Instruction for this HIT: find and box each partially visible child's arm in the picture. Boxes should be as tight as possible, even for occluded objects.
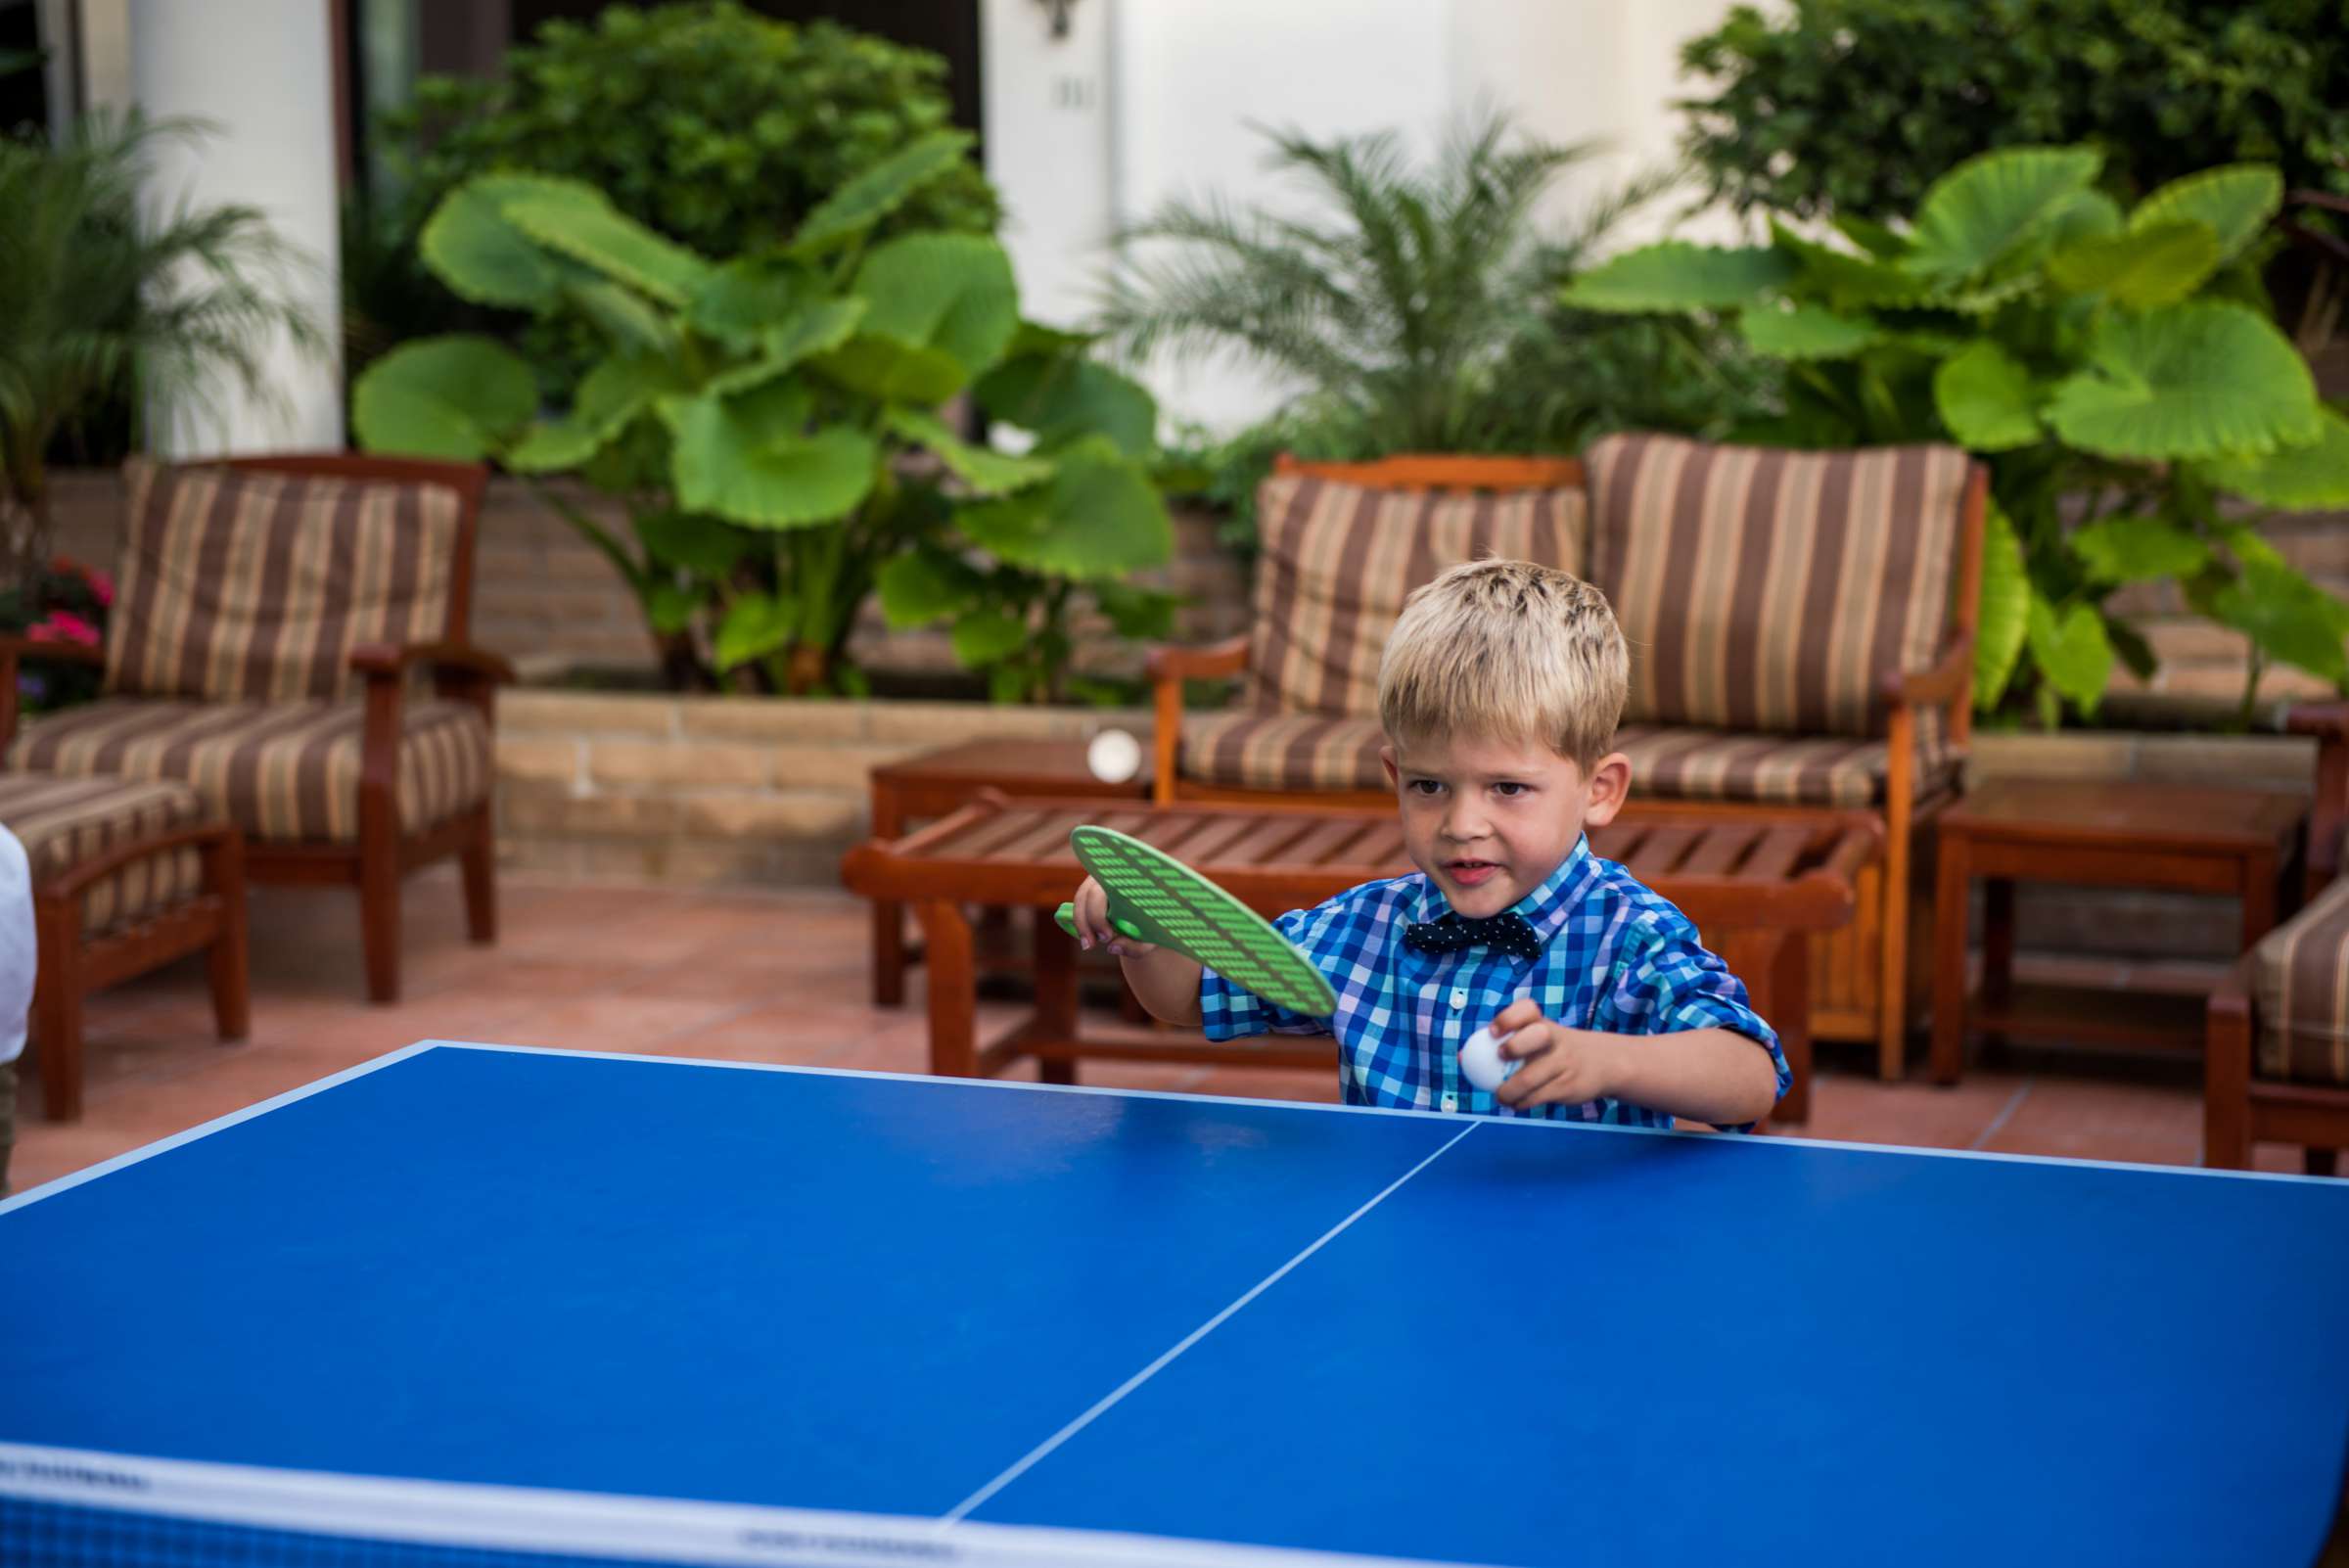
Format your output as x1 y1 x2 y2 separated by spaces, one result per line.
1069 875 1204 1028
1483 997 1779 1127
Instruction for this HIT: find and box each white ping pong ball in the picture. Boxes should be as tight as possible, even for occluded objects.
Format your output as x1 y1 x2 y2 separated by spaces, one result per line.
1459 1027 1519 1093
1087 728 1142 784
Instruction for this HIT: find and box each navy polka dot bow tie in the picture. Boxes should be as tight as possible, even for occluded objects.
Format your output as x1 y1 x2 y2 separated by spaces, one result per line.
1401 909 1543 961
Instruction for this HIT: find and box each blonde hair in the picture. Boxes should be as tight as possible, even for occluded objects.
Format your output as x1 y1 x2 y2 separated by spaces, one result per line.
1376 558 1629 769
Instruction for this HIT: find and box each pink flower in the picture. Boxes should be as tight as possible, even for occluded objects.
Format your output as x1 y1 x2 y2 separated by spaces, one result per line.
41 611 100 647
87 570 114 607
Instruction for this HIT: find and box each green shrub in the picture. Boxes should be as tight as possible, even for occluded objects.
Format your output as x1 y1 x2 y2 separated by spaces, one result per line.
1566 146 2349 726
1681 0 2349 221
351 143 1174 703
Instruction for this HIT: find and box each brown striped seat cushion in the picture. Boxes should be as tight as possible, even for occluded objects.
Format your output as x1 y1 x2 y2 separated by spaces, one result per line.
0 773 208 934
2252 878 2349 1086
1244 472 1588 717
11 698 491 844
1181 713 1958 807
107 459 462 704
1586 435 1973 738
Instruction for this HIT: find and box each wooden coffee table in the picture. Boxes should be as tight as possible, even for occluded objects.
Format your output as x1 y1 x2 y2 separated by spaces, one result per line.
1930 779 2308 1084
841 801 1879 1124
867 737 1150 1005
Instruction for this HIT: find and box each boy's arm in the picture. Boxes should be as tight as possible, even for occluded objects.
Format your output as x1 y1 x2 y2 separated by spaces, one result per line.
1488 1011 1777 1126
1121 945 1205 1029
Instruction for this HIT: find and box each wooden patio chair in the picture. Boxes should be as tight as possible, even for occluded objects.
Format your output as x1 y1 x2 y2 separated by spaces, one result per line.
2207 703 2349 1173
1149 440 1989 1075
0 453 515 1003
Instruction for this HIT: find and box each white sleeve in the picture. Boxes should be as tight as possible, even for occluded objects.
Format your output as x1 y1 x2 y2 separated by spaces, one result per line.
0 826 33 1066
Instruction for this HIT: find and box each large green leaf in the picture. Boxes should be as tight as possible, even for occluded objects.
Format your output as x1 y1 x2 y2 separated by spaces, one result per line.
2068 515 2211 584
563 280 677 357
2196 407 2349 509
1932 341 2042 450
949 608 1029 668
714 593 799 672
1737 303 1881 359
504 196 714 307
2044 301 2322 460
814 334 972 403
705 300 867 395
883 409 1051 495
2130 164 2282 265
687 259 822 349
877 547 985 628
2045 219 2221 309
507 351 675 473
351 336 537 460
956 438 1172 578
2207 558 2349 685
659 392 878 528
1092 580 1180 641
1773 223 1944 308
419 175 600 309
971 354 1158 457
1973 500 2029 708
790 130 975 256
1558 243 1798 312
852 233 1019 375
1903 145 2102 284
634 510 758 577
2026 591 2114 713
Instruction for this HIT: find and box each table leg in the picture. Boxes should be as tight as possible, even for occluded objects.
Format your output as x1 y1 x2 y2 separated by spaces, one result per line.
1772 933 1813 1126
1033 910 1080 1085
1930 831 1971 1086
914 899 978 1079
2242 851 2280 949
870 787 907 1007
1980 878 2014 1017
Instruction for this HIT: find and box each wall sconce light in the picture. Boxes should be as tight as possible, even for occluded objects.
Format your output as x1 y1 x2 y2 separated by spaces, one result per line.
1036 0 1078 40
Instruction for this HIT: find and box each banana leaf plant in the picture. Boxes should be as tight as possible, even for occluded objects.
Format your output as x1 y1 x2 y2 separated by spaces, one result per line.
1564 146 2349 727
350 133 1176 699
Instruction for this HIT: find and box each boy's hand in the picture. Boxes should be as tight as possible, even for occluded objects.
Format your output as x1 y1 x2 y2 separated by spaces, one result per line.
1486 997 1623 1111
1069 875 1158 958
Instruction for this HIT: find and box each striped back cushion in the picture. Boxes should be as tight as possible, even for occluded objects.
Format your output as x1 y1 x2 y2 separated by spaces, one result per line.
1247 473 1588 717
1587 435 1972 738
105 459 462 704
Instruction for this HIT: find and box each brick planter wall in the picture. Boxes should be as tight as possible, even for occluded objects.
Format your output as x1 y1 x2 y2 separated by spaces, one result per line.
495 691 1150 886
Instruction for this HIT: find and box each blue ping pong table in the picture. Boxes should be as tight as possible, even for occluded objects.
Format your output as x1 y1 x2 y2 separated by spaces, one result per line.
4 1041 2347 1568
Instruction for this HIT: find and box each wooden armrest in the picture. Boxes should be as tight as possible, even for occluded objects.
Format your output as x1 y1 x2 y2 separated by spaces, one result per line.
349 640 517 683
2285 703 2349 741
1146 635 1251 683
1881 636 1973 708
0 634 105 668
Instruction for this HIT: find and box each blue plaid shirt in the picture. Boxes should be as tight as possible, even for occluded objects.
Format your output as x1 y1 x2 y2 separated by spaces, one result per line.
1201 838 1788 1130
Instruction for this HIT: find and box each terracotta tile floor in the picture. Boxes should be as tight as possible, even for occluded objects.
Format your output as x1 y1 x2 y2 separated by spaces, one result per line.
7 870 2315 1193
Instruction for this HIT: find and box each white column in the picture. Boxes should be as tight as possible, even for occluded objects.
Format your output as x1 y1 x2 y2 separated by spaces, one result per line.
128 0 345 456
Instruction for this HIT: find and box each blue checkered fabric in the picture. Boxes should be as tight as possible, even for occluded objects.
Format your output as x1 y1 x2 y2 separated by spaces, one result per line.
1201 838 1788 1130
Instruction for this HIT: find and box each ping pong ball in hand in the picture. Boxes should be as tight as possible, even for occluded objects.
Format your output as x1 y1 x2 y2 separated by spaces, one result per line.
1459 1027 1519 1093
1087 727 1142 784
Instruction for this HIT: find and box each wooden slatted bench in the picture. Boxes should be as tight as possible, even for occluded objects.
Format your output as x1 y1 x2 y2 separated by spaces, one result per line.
840 800 1879 1124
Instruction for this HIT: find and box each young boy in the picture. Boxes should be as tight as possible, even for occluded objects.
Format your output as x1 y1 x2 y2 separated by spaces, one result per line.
1069 558 1786 1129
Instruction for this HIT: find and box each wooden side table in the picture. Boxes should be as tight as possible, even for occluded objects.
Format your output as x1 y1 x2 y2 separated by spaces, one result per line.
842 801 1876 1125
1930 780 2307 1084
866 737 1150 1005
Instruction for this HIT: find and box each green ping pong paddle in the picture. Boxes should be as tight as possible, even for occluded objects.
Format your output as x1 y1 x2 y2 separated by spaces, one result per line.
1054 824 1338 1019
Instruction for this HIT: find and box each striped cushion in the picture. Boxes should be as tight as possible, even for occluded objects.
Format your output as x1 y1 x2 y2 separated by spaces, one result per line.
0 773 207 934
1619 723 1958 808
2253 878 2349 1086
1180 713 1955 807
106 459 461 704
1247 473 1588 717
12 699 491 844
1587 435 1972 737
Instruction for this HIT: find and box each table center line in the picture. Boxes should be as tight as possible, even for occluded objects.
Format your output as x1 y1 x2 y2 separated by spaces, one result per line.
934 1120 1483 1529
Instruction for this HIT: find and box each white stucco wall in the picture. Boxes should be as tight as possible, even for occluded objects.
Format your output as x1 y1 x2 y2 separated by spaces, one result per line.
125 0 345 456
982 0 1748 434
